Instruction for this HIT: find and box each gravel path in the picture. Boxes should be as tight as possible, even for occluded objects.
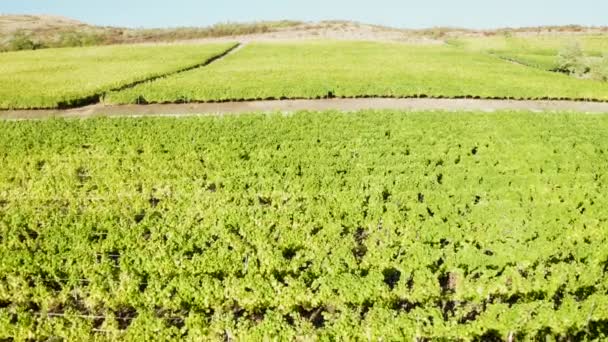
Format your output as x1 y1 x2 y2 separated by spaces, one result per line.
2 98 608 120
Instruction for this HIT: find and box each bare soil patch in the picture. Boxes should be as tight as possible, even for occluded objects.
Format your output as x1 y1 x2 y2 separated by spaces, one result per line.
2 98 608 120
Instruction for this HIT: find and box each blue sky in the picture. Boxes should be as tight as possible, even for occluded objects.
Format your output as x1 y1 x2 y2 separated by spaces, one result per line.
1 0 606 29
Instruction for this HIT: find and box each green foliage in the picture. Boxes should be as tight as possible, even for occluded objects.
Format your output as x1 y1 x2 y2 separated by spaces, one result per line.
1 111 608 339
56 31 104 48
590 55 608 82
0 43 236 109
553 43 608 81
7 31 43 51
496 53 559 70
454 34 608 58
556 41 588 76
4 40 608 110
453 34 608 77
107 41 608 104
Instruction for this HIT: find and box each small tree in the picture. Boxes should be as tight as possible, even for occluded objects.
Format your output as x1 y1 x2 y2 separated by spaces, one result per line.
8 31 37 51
556 41 588 76
57 31 83 47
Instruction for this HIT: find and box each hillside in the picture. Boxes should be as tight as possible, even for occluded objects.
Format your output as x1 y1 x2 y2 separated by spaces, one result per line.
0 14 303 51
1 14 607 52
0 14 90 35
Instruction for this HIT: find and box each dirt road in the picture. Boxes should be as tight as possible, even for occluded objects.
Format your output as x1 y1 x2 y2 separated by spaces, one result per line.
2 98 608 120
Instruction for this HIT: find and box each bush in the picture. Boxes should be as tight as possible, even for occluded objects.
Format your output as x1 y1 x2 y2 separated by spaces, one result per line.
500 30 513 38
556 41 588 76
8 31 40 51
56 31 104 48
590 54 608 82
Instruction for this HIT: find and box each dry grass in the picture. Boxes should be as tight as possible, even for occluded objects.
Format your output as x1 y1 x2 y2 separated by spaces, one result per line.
0 15 301 51
1 14 606 52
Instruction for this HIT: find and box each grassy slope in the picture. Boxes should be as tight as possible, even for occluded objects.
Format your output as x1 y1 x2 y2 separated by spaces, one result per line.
107 41 608 104
1 111 608 340
0 43 236 109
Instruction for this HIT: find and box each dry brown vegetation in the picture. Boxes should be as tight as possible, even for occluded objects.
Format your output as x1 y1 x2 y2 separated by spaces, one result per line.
1 14 606 52
0 15 302 51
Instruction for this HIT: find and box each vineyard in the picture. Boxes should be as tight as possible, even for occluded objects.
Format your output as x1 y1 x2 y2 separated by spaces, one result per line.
106 41 608 104
2 39 608 111
453 34 608 55
452 34 608 73
0 42 236 109
1 111 608 340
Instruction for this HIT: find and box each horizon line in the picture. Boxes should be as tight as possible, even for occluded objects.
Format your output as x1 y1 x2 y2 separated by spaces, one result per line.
1 12 607 32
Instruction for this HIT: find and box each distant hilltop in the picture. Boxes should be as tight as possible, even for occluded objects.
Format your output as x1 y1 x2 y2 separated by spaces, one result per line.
1 14 607 52
0 14 88 32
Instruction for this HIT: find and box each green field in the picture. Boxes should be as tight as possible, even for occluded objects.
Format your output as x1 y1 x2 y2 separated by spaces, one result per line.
0 43 236 109
2 111 608 340
452 34 608 71
493 52 560 70
2 40 608 110
106 41 608 104
453 34 608 56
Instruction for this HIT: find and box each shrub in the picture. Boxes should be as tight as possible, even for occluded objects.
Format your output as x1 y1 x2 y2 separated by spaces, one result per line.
8 31 39 51
56 31 104 48
590 54 608 82
555 41 588 76
500 30 513 38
